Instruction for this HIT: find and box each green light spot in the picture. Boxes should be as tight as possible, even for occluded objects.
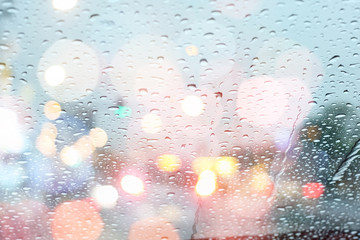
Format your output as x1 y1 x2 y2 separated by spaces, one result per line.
115 106 132 118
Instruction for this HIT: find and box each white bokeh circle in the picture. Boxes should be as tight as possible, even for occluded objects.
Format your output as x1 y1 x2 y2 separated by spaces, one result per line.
37 39 100 102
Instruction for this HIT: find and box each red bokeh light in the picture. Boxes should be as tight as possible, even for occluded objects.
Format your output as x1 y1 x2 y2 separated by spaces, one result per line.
302 182 324 199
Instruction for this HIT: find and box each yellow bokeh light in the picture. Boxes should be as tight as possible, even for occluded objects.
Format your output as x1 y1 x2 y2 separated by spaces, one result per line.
44 65 65 86
250 165 274 196
89 127 108 148
251 163 267 173
74 136 95 159
0 63 11 80
0 63 11 93
181 95 204 117
251 172 270 191
195 170 217 197
44 100 61 120
41 122 57 139
52 0 77 11
214 156 237 176
141 113 162 134
120 175 144 196
38 39 100 102
36 134 56 157
156 154 181 172
185 45 199 56
60 145 82 167
192 157 216 175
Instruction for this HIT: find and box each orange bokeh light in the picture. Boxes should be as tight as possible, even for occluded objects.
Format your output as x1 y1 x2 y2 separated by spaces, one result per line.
185 45 199 56
156 154 181 172
214 156 237 176
44 100 61 120
52 200 104 240
249 164 274 197
251 172 274 197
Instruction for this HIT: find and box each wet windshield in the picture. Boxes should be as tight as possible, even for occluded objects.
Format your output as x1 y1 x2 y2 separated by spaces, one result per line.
1 0 360 239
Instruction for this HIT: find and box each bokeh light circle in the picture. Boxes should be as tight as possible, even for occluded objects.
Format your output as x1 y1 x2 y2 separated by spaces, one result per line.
196 170 217 197
302 182 324 199
181 95 205 117
250 172 274 197
60 145 82 167
236 76 289 127
89 127 108 148
157 154 182 172
141 113 162 134
254 38 324 90
0 97 28 154
214 156 237 177
36 123 57 157
91 184 119 209
38 39 100 102
52 200 104 240
120 175 144 196
44 65 65 86
52 0 77 11
185 45 199 56
44 100 61 120
236 76 313 128
192 157 217 175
